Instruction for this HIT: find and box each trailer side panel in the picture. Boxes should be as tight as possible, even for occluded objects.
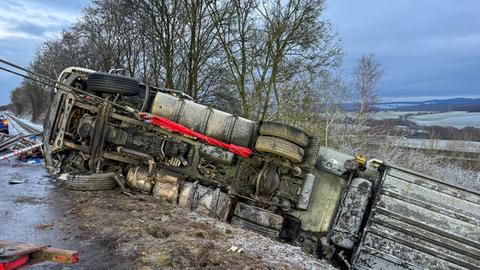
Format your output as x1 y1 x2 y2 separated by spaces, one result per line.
353 166 480 270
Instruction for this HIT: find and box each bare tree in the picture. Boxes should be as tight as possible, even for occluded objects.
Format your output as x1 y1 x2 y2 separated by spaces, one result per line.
10 86 31 115
9 0 341 124
353 54 383 119
341 54 384 148
256 0 341 121
207 0 258 117
209 0 341 120
317 71 350 147
271 75 319 129
180 0 221 100
10 80 50 122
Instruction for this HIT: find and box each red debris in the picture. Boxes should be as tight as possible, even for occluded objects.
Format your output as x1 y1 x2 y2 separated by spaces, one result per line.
0 255 29 270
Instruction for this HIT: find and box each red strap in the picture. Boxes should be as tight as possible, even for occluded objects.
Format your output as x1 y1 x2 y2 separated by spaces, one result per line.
143 114 253 158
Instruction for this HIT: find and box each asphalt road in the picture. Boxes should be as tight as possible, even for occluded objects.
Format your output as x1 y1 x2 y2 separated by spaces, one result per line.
0 161 134 269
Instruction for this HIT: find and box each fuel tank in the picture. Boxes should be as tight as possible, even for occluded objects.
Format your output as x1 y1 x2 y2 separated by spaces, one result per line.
150 92 257 147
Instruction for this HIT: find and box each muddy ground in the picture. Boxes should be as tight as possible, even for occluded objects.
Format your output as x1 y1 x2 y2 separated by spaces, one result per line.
0 160 334 270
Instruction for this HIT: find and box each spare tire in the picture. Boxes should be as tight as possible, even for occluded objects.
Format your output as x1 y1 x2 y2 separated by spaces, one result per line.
259 121 309 148
255 136 304 163
87 72 140 96
65 171 117 191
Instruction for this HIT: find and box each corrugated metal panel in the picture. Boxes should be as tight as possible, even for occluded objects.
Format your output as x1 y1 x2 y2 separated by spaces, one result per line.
352 166 480 270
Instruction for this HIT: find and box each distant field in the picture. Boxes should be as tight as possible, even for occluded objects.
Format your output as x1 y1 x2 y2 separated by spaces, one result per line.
371 111 480 128
371 111 420 120
407 111 480 128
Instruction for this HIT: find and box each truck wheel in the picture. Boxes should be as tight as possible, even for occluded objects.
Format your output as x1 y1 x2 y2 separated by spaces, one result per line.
255 136 304 163
301 137 320 170
65 171 117 191
87 72 140 96
259 121 309 148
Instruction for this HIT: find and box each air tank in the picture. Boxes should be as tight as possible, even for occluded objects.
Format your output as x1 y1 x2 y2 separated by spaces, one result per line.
150 92 257 147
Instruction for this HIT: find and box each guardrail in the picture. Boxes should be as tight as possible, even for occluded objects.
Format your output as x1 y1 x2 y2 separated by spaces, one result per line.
4 112 42 135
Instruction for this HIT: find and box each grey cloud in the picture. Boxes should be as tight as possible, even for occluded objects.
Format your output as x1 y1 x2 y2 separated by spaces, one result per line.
13 21 52 38
0 0 88 104
326 0 480 100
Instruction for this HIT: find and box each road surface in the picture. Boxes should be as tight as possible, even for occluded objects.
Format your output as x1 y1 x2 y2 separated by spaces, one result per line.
0 161 134 269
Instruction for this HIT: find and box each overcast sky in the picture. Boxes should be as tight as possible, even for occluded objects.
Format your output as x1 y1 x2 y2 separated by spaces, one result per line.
0 0 88 104
0 0 479 104
325 0 480 101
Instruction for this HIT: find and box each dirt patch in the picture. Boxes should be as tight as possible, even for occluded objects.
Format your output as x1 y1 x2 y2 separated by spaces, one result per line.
59 188 334 270
35 223 54 230
146 225 172 239
6 172 26 181
13 195 44 205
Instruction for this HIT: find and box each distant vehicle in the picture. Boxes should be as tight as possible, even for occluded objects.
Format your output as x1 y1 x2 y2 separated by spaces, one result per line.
0 117 9 134
43 67 480 269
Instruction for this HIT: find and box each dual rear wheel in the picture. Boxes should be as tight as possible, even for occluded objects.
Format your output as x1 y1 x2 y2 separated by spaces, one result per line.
255 121 310 163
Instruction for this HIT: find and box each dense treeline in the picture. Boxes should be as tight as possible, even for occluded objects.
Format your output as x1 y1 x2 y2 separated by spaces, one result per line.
10 0 342 123
11 0 386 152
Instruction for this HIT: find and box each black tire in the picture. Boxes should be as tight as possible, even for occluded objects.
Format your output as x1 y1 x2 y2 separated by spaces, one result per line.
87 72 140 96
255 136 304 163
301 137 320 171
259 121 309 148
65 171 117 191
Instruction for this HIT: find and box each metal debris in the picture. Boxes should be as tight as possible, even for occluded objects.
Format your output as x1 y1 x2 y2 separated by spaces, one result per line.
0 114 43 163
8 179 25 185
228 245 244 253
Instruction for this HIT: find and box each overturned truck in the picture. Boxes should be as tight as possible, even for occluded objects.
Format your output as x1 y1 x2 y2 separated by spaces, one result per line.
44 68 480 269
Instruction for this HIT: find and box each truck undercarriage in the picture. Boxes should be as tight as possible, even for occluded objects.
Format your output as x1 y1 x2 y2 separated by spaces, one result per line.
42 67 480 269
